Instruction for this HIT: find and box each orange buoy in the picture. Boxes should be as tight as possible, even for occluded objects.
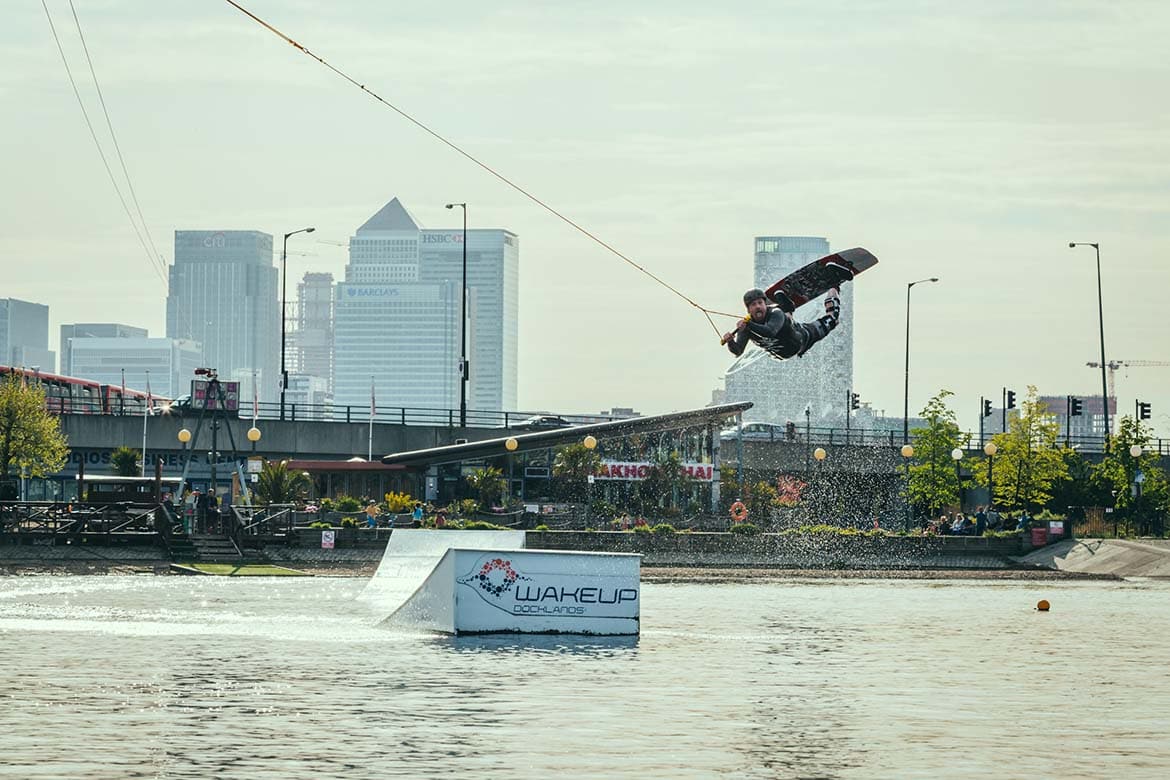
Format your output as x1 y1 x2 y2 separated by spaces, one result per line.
1036 599 1050 612
729 501 748 523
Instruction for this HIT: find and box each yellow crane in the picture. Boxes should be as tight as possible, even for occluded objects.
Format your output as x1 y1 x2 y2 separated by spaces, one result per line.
1086 359 1170 400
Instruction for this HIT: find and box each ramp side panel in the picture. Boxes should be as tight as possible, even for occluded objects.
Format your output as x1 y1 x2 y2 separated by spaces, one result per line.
359 529 526 611
452 549 640 635
385 550 457 632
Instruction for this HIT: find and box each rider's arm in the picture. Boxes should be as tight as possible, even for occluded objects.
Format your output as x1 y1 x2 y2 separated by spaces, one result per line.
725 323 750 356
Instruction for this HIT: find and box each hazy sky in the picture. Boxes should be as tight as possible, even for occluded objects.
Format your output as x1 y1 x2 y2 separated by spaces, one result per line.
4 1 1168 435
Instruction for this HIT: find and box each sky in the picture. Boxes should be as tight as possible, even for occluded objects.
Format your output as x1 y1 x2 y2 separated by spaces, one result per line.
3 1 1169 437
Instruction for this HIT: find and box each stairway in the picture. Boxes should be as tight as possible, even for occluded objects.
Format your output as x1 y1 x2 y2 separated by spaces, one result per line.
188 534 244 563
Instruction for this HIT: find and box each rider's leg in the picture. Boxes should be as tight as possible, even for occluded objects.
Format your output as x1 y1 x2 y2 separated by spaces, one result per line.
796 288 841 356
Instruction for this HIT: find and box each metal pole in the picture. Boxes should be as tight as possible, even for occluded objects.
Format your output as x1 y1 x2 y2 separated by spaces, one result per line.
979 397 984 449
902 278 938 444
280 231 289 421
903 284 912 444
1094 244 1109 447
460 205 468 428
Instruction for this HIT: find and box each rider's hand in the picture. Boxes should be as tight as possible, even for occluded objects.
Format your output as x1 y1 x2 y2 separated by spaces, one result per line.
736 318 748 332
721 332 734 344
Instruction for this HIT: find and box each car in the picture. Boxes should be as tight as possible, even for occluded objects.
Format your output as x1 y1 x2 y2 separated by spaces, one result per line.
164 394 195 416
719 422 790 441
516 414 572 430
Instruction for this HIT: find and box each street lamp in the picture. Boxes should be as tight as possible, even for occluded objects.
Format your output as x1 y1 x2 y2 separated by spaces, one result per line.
900 443 914 530
445 202 469 428
280 226 316 421
247 425 262 453
1069 242 1109 447
951 447 964 511
983 441 997 508
903 277 940 444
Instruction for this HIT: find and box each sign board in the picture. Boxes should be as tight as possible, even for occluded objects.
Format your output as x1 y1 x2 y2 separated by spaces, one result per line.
247 457 264 473
321 530 335 549
587 475 595 485
1048 521 1064 536
250 474 258 483
594 461 715 482
190 379 240 411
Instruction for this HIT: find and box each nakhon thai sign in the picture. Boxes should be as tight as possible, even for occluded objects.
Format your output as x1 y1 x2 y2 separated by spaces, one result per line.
594 461 715 482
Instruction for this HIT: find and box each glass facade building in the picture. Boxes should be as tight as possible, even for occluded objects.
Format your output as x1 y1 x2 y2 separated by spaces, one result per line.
0 298 54 371
332 198 519 414
166 231 279 401
68 337 202 398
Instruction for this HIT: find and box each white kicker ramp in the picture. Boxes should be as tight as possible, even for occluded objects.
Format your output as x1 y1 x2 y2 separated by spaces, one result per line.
364 529 640 635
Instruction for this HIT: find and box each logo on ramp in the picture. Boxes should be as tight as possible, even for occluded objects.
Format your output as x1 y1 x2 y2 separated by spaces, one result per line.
459 557 531 599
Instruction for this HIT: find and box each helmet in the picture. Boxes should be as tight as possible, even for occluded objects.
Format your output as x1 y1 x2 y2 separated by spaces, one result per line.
743 288 767 307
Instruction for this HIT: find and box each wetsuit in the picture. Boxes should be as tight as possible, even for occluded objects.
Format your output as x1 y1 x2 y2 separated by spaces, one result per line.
726 295 841 360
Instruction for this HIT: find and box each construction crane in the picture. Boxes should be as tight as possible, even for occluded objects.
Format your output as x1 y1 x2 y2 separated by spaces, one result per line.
1086 359 1170 400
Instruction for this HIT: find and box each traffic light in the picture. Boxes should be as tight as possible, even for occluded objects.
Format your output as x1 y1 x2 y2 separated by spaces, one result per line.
1006 389 1017 409
1138 401 1152 420
850 392 860 410
1070 396 1083 417
982 399 993 418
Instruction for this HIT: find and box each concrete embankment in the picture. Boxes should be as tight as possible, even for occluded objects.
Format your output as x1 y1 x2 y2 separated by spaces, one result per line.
1019 538 1170 578
1 531 1029 572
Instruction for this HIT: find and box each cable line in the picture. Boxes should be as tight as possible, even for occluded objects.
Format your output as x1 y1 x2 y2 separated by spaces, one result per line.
40 0 167 287
67 0 168 279
222 0 739 337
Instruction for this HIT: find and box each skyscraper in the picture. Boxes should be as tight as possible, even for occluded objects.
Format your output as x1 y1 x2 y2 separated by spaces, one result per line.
723 236 854 425
166 231 279 400
0 298 54 371
60 323 148 376
68 337 201 398
294 272 335 389
332 198 519 414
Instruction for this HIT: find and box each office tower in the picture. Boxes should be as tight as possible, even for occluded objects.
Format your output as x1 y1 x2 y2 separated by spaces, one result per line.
166 230 279 400
60 323 148 376
68 338 201 398
0 298 54 371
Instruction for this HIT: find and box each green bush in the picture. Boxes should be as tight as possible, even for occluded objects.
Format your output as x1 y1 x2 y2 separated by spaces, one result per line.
340 516 361 528
650 523 677 535
729 523 760 535
308 521 332 529
985 529 1023 539
462 520 508 531
333 495 362 513
534 524 549 531
633 525 652 534
319 497 334 512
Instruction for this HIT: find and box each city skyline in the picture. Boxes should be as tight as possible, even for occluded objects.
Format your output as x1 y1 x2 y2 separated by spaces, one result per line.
3 2 1167 436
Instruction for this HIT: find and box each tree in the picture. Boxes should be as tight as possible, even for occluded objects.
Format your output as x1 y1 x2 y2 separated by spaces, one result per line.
0 376 69 492
466 466 507 508
906 390 967 518
110 446 140 477
970 385 1069 512
1091 416 1168 534
639 451 692 512
255 460 311 504
552 443 601 501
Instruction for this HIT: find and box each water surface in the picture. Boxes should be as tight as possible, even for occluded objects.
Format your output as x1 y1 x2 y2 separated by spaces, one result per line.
1 575 1167 779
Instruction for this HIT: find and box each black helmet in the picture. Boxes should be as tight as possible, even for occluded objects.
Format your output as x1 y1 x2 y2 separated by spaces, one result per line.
743 288 767 307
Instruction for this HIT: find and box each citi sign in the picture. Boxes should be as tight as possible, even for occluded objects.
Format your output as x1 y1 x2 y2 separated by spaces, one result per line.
421 233 464 244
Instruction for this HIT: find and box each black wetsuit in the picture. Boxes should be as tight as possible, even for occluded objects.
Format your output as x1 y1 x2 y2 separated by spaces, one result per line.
726 297 841 360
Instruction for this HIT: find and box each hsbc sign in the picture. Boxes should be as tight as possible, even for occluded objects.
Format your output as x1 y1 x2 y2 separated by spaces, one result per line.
421 233 464 244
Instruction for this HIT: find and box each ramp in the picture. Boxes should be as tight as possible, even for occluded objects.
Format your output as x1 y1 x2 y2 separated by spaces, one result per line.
1021 538 1170 578
359 529 525 613
363 529 641 635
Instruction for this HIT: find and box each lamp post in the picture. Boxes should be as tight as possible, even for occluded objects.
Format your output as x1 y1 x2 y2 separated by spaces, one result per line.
903 277 939 444
1069 242 1109 447
951 447 964 512
280 226 316 421
247 425 261 454
900 444 914 531
983 441 997 509
583 435 598 527
445 202 469 428
1130 444 1144 535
